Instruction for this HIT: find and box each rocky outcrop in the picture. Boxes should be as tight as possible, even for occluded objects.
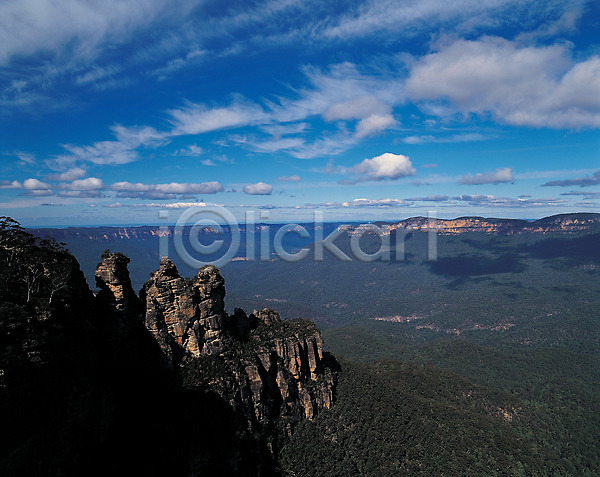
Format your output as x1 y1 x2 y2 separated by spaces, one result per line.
3 232 336 476
95 250 142 321
93 252 337 463
140 258 225 364
247 310 333 422
136 258 336 460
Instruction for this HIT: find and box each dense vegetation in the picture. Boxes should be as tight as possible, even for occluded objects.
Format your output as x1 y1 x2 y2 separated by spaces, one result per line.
280 359 572 476
24 216 600 474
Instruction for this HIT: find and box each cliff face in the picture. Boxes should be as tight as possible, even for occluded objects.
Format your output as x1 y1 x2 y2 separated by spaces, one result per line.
0 222 336 476
389 213 600 235
134 256 335 448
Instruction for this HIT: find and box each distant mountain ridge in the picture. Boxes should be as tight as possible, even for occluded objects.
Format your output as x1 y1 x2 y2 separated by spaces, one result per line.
383 212 600 235
30 213 600 240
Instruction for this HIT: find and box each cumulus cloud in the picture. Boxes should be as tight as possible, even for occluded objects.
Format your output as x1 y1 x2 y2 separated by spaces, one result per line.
460 167 514 185
23 178 51 190
351 153 416 181
542 170 600 187
405 37 600 128
342 198 404 207
58 190 103 198
0 180 22 189
243 182 273 195
22 178 52 196
61 177 105 190
46 167 87 181
277 175 302 182
110 180 224 199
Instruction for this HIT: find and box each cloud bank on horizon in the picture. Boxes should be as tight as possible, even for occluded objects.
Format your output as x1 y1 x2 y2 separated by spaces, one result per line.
0 0 599 225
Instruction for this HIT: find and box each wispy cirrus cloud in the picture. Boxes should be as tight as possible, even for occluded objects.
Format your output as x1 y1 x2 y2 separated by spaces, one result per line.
401 133 488 144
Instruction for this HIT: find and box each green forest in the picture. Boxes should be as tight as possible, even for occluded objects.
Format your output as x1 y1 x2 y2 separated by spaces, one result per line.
18 215 600 475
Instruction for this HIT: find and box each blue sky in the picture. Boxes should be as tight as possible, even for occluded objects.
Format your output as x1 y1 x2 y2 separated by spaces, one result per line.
1 0 599 226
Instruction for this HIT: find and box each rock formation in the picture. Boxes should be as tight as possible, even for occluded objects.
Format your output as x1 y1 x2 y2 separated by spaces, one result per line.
92 251 336 468
0 223 337 476
136 256 335 450
95 250 142 321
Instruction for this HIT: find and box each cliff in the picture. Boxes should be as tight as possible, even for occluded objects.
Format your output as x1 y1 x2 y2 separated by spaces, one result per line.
387 212 600 235
0 219 336 476
134 256 335 440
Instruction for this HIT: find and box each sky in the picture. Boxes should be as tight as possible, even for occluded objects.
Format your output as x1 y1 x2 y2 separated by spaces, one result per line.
1 0 599 226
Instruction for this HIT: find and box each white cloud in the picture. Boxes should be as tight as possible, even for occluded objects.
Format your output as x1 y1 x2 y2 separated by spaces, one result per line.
277 174 302 182
49 124 168 168
169 99 268 135
402 133 488 144
460 167 514 185
351 153 416 181
342 198 404 207
22 178 53 196
154 182 224 194
111 124 168 148
229 135 306 154
110 180 224 199
46 167 87 181
55 141 139 167
58 190 103 198
133 202 212 208
174 144 203 156
0 180 22 189
0 0 179 65
354 113 396 138
62 177 105 190
323 95 391 121
110 182 154 192
321 0 577 40
23 178 51 190
406 37 600 128
243 182 273 195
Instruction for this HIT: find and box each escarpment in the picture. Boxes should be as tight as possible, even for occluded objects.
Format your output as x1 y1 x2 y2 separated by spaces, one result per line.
0 222 337 477
99 251 336 469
